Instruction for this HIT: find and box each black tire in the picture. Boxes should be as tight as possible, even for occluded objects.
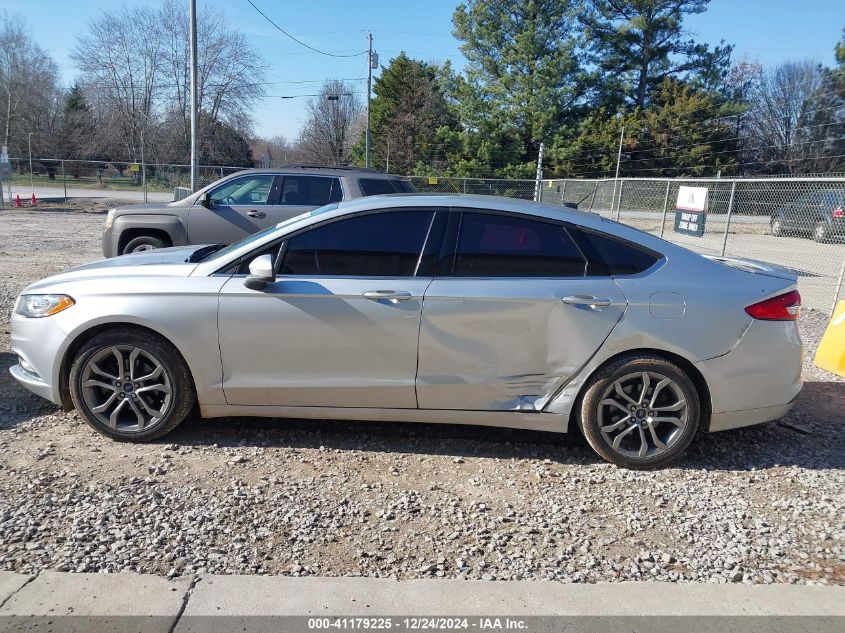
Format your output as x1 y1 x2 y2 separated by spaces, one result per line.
69 328 195 442
122 235 168 254
813 221 830 243
579 355 701 469
770 217 783 237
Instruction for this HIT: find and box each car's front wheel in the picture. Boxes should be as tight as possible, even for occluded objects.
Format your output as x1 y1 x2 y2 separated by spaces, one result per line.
579 356 701 469
123 235 168 254
69 328 195 441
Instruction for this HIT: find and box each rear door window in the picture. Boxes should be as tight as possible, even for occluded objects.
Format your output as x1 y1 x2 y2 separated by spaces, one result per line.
280 175 342 206
452 212 586 277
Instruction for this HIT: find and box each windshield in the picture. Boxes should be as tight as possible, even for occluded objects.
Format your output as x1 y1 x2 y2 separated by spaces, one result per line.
200 202 341 262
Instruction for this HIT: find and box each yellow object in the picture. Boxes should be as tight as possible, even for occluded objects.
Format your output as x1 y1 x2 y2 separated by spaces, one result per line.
428 177 438 185
814 300 845 377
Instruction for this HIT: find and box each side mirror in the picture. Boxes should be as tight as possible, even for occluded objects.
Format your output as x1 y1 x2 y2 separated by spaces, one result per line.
244 254 275 291
199 192 211 208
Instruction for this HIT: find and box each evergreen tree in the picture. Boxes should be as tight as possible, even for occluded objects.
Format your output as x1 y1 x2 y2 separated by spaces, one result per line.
59 82 95 174
581 0 732 109
354 53 456 174
451 0 585 176
551 80 739 177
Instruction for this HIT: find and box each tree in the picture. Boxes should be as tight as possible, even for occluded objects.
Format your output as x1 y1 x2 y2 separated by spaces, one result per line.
793 29 845 174
199 116 253 167
159 0 265 150
551 80 739 177
71 6 162 163
355 53 456 173
580 0 732 109
741 61 824 173
451 0 585 175
299 81 363 165
0 11 63 159
59 83 95 163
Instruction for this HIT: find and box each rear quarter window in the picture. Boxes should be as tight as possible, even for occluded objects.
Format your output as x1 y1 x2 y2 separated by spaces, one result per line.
571 228 662 276
358 178 413 196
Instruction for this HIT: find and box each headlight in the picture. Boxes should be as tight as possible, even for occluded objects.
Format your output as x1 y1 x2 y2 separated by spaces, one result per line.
14 294 75 318
104 209 116 229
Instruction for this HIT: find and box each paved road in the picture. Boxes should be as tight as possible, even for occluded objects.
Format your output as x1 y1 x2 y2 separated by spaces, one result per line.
0 571 842 633
4 183 172 204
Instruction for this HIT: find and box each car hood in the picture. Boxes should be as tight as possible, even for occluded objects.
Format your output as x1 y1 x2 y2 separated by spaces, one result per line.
113 201 182 214
23 246 201 291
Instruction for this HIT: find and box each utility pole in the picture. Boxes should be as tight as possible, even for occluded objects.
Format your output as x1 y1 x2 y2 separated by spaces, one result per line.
28 132 34 195
533 142 544 202
610 125 624 218
189 0 199 191
365 32 374 169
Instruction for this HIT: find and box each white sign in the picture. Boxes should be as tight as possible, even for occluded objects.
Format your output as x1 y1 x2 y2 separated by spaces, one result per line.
676 186 708 212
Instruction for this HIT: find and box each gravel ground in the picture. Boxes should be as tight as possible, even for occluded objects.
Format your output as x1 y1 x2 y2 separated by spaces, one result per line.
0 206 843 585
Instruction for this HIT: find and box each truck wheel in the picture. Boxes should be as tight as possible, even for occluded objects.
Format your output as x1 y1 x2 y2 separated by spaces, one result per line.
123 235 168 254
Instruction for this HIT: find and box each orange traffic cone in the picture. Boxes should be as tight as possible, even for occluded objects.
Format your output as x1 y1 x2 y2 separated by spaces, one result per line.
15 194 21 208
30 193 37 207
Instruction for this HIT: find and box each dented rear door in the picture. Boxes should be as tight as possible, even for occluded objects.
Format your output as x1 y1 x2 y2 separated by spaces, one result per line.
415 210 627 411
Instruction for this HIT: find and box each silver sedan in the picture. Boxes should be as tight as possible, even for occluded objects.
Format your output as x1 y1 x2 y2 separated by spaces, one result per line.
10 195 803 468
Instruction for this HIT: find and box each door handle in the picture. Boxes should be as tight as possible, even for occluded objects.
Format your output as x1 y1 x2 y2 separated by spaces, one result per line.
247 210 266 218
562 295 613 308
363 290 413 302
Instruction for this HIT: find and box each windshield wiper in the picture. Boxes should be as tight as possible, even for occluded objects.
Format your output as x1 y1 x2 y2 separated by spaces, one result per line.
188 244 224 263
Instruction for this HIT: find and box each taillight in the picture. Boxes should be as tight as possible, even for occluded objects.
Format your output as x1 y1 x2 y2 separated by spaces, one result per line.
745 290 801 321
832 206 844 219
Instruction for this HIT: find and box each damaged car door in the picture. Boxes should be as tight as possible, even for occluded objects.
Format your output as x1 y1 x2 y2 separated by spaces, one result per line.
416 210 627 412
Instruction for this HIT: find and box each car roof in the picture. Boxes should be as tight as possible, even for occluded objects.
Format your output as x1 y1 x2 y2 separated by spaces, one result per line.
225 166 401 179
332 193 596 221
192 192 698 276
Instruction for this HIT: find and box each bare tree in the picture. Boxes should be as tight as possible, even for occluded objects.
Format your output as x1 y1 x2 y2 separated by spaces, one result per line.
0 11 62 158
298 81 363 165
159 0 265 154
742 60 824 172
71 6 163 162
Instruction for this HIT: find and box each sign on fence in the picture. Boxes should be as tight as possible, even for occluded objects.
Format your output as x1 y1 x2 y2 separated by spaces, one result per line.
674 185 708 237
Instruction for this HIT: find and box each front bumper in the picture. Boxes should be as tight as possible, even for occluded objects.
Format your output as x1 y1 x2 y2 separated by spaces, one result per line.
9 311 69 406
102 224 118 258
9 363 55 402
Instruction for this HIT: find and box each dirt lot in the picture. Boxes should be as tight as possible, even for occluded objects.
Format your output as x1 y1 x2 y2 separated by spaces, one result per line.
0 205 843 585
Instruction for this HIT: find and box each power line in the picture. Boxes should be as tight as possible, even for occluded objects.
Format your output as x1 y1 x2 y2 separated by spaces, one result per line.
245 0 367 58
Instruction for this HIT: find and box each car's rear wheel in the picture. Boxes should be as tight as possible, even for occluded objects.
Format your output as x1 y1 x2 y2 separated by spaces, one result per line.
813 221 830 243
123 235 168 254
69 328 195 441
579 356 701 469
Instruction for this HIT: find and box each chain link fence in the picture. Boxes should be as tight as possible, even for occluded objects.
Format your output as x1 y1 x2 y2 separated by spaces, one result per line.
545 177 845 314
2 158 843 313
1 158 245 203
405 175 537 199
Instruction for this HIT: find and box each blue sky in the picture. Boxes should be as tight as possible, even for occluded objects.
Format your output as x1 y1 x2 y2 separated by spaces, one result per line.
5 0 844 139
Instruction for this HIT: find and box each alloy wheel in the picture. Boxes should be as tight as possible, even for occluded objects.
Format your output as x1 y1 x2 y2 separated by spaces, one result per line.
597 371 688 459
79 345 172 432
